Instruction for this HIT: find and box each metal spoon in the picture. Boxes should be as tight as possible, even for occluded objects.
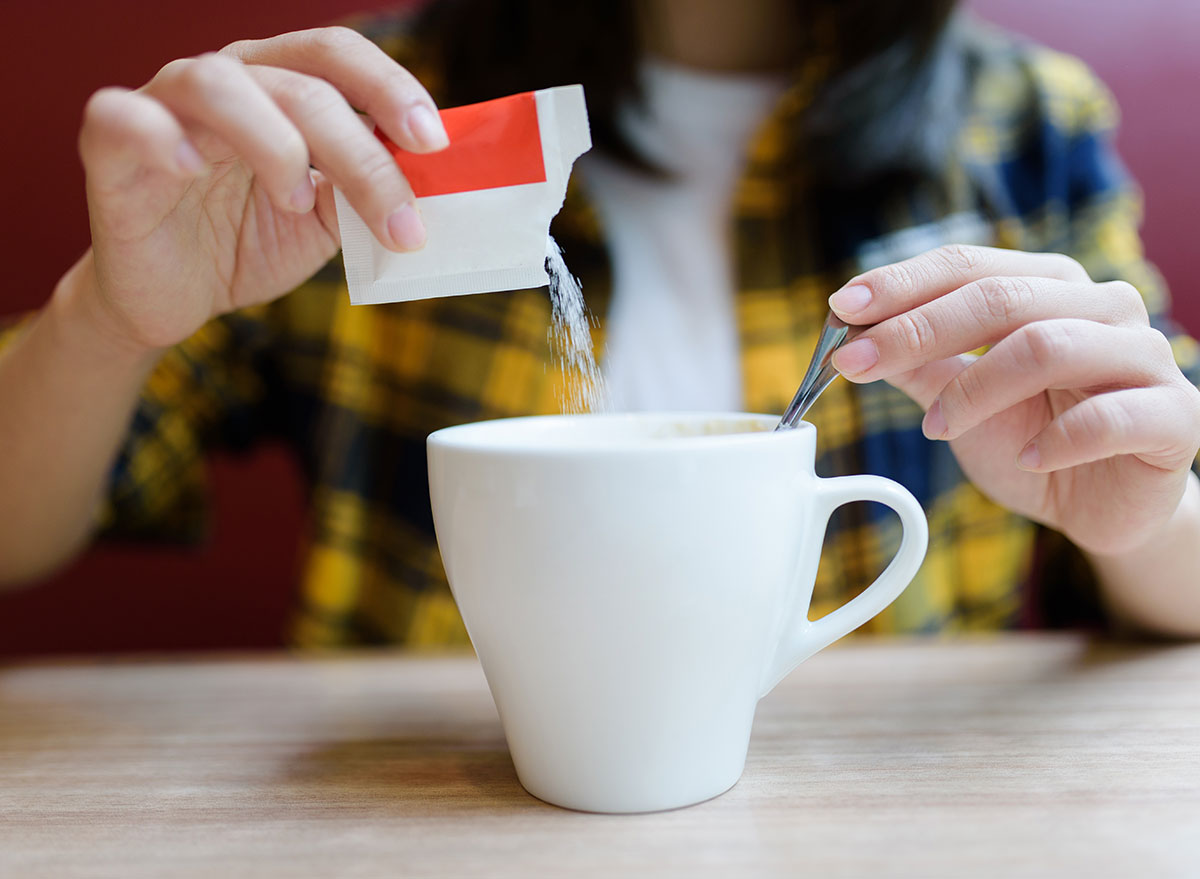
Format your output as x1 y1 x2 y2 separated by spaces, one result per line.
776 312 867 430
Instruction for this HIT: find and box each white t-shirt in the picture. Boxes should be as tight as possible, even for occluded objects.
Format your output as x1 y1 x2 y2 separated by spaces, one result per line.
578 59 788 412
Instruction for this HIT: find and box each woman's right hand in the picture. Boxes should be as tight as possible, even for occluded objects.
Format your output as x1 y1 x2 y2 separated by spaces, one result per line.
73 26 446 351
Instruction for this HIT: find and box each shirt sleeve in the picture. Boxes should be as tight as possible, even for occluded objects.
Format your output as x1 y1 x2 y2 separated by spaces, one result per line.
95 307 279 545
0 305 279 545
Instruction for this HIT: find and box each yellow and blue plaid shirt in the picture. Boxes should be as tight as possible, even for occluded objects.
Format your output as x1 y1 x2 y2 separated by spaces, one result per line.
37 19 1200 646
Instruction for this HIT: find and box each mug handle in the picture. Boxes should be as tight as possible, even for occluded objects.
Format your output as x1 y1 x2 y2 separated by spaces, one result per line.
759 474 929 696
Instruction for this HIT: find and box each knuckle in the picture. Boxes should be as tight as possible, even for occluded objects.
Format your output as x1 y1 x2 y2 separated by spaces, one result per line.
1056 409 1094 452
932 243 986 275
79 90 118 154
1182 382 1200 429
266 129 309 171
1100 399 1134 440
1018 322 1071 372
308 25 365 56
177 53 241 93
1168 386 1200 437
346 147 406 203
79 88 148 159
219 38 255 59
942 364 987 425
1143 327 1175 361
154 57 190 83
1076 400 1130 448
1047 252 1089 282
273 73 340 114
1106 279 1139 300
1103 280 1149 324
82 86 126 123
1140 327 1179 378
973 275 1037 325
892 309 937 355
877 259 921 297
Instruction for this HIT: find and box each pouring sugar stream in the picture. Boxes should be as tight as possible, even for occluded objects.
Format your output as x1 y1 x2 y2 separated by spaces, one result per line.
333 83 608 413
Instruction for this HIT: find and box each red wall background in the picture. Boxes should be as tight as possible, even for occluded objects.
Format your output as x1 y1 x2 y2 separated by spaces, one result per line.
1 1 1197 655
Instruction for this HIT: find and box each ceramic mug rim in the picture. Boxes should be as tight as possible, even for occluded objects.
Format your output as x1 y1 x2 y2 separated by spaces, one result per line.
427 411 813 457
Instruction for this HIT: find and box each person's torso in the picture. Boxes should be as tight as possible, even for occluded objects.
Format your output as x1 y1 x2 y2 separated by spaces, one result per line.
269 21 1128 646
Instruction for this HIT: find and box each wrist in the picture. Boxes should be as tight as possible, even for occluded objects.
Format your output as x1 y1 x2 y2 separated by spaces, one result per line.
45 251 165 371
1084 471 1200 638
1086 471 1200 563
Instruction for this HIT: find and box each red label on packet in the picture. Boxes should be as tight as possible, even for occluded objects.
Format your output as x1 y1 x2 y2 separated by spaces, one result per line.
377 91 547 198
335 84 589 304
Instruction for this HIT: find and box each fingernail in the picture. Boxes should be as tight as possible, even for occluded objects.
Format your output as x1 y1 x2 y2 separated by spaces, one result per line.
829 284 872 315
175 141 206 175
924 400 948 439
387 203 426 250
1017 443 1041 471
832 338 878 377
289 175 315 213
405 104 449 151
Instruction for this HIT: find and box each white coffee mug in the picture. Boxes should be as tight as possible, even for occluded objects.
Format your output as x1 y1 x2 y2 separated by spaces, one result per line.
428 412 928 813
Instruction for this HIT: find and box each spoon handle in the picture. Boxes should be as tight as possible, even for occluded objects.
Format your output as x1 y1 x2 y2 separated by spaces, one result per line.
776 313 867 430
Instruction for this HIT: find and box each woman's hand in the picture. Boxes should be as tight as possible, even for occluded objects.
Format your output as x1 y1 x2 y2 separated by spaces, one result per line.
828 244 1200 557
74 27 446 351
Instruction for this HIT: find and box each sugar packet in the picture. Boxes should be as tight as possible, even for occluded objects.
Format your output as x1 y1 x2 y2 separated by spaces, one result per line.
334 85 591 304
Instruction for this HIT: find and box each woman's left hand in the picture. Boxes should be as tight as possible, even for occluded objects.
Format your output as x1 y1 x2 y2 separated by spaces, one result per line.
829 244 1200 557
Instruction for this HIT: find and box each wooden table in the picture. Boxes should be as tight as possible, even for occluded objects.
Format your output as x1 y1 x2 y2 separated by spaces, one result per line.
1 634 1198 878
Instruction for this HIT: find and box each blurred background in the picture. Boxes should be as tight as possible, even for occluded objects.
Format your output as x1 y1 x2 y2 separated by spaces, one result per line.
1 0 1197 656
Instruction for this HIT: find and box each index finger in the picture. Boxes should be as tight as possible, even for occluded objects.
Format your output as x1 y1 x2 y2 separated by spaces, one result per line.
828 244 1092 324
221 26 448 154
831 275 1148 382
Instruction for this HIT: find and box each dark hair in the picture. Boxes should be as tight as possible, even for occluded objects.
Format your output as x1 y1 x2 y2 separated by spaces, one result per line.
414 0 963 186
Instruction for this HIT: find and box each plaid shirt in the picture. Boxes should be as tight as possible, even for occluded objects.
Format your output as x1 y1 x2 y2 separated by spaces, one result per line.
19 17 1200 647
